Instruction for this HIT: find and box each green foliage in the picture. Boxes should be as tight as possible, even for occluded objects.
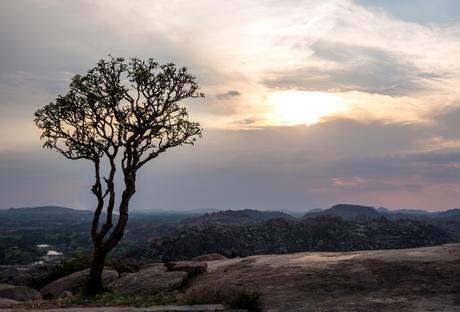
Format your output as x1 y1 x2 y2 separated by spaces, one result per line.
0 246 45 265
0 223 92 265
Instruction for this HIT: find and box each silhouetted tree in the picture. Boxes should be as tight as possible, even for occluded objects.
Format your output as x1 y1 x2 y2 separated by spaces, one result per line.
34 57 203 294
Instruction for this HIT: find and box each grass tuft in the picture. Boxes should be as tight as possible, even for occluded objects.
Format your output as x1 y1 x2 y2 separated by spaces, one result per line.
62 291 178 307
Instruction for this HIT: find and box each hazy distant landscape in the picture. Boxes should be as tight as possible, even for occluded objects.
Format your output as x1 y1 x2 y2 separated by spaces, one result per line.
1 204 458 268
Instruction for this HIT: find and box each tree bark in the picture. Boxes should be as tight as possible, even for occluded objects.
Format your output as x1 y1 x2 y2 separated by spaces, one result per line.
87 246 107 295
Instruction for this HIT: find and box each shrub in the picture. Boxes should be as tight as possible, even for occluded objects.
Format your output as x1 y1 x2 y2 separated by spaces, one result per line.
184 282 261 311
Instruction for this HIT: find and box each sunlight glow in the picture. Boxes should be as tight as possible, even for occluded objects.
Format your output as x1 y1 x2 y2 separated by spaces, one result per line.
269 91 349 125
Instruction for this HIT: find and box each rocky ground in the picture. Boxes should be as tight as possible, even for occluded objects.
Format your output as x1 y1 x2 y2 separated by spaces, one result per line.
2 244 460 311
190 243 460 311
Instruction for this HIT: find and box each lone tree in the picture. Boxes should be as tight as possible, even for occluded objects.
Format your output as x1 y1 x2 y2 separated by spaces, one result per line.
34 57 203 293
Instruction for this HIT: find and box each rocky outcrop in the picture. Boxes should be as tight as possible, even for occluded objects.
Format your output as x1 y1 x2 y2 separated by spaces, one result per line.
140 263 168 272
192 254 228 262
183 209 295 225
110 266 188 295
40 267 119 299
0 285 42 301
0 284 14 291
165 261 207 277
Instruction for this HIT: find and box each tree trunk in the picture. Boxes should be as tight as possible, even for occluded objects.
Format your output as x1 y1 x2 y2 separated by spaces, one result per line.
86 173 135 294
86 246 107 295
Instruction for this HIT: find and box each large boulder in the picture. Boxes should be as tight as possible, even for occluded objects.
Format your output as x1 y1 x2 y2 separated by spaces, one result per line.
192 254 228 262
40 267 119 299
165 261 208 277
0 298 20 308
110 266 188 295
140 262 168 272
0 284 14 291
0 285 42 301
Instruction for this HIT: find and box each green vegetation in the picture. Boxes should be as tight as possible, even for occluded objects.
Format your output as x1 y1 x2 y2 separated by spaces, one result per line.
0 245 45 264
63 291 178 307
0 227 92 265
0 207 195 266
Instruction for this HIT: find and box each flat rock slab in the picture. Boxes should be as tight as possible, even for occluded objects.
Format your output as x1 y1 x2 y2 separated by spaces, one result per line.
139 263 168 273
110 267 188 295
191 243 460 312
165 261 207 277
40 268 119 299
192 254 228 262
0 304 239 312
0 286 42 302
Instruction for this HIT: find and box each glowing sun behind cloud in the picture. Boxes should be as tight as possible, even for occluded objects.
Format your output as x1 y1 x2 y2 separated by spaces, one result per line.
268 91 349 125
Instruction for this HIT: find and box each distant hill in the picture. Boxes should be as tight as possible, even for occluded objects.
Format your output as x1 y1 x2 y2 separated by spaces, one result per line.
182 209 295 225
304 204 380 220
303 204 460 222
391 209 433 216
1 206 91 214
0 206 94 230
433 209 460 219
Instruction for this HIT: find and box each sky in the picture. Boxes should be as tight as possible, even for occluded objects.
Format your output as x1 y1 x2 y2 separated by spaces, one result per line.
1 0 460 212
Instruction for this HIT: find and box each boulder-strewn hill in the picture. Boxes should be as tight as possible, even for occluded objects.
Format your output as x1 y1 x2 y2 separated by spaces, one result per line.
301 204 460 241
304 204 460 222
129 216 450 261
183 209 295 225
434 208 460 219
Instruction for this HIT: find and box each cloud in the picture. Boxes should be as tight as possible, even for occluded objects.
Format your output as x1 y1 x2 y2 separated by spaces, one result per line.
216 90 241 100
233 117 259 126
1 0 460 129
3 117 460 211
263 41 438 96
432 106 460 140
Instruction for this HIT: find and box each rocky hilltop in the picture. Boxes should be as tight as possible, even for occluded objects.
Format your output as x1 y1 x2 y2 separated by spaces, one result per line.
182 209 295 225
130 216 450 261
304 204 381 220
